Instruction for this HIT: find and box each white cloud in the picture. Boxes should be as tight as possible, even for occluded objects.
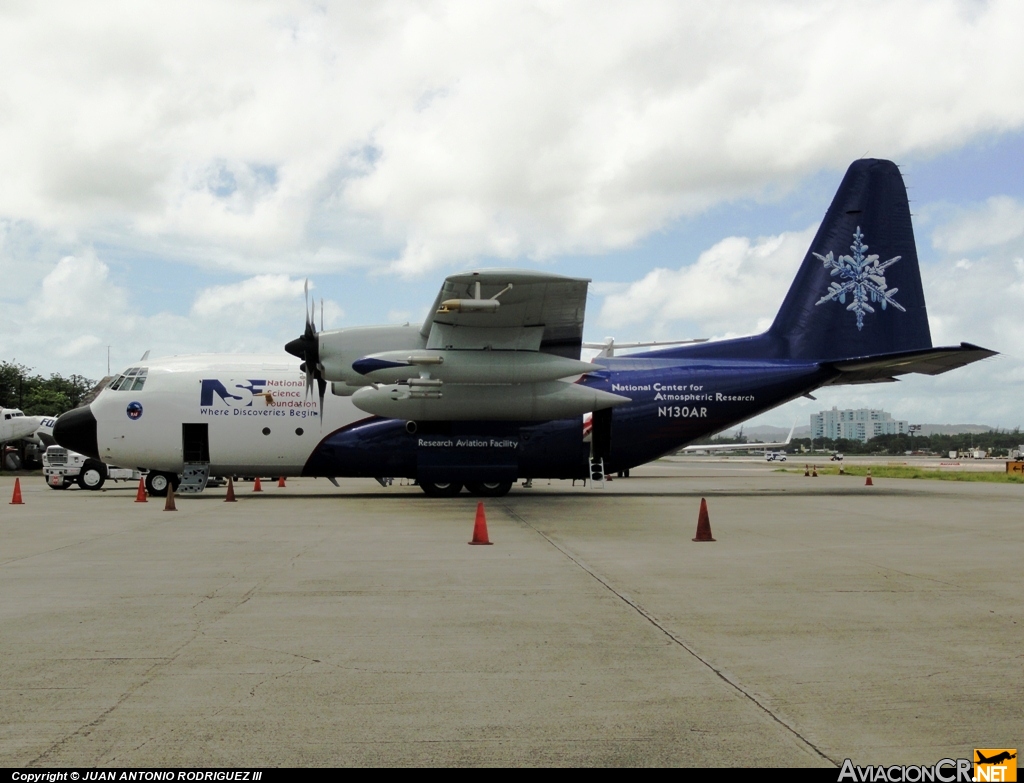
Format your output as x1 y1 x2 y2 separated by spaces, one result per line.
931 196 1024 253
0 257 343 379
598 226 817 337
191 275 306 320
0 1 1023 275
36 253 128 322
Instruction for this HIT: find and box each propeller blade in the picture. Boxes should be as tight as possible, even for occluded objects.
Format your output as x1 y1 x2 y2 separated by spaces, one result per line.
317 376 327 427
304 278 310 329
287 278 324 410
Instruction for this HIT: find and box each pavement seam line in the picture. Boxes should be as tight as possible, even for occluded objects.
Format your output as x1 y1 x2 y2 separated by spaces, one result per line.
499 501 838 767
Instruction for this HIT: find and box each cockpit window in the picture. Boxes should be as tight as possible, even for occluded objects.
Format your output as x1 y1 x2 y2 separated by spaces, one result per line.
107 367 148 391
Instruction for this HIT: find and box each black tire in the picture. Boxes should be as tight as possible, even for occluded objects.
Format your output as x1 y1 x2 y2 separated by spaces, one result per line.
465 480 513 497
145 471 179 497
77 461 106 491
419 480 463 497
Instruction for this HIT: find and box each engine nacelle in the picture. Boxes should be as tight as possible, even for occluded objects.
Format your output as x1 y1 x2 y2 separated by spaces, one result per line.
351 380 629 421
351 350 595 385
317 324 426 386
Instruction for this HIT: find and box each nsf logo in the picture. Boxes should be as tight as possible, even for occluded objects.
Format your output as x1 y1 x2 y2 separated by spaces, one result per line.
126 401 143 421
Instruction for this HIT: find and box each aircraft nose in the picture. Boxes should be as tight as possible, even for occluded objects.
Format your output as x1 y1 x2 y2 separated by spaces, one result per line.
53 406 100 460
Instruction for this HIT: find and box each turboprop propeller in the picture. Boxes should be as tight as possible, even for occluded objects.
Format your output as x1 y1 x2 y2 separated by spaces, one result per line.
284 280 328 420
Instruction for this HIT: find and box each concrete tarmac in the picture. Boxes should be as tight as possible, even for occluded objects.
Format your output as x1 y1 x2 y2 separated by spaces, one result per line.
0 463 1020 767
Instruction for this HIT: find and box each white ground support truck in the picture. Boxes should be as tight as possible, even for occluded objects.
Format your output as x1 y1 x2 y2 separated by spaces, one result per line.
42 445 143 491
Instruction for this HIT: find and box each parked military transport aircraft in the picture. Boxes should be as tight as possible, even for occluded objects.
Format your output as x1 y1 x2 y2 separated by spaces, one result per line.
54 159 995 496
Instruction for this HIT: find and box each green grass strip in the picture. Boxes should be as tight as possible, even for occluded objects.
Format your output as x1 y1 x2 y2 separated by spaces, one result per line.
778 465 1024 483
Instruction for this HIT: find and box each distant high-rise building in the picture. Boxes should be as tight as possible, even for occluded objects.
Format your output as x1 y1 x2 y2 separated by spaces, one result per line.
810 407 908 443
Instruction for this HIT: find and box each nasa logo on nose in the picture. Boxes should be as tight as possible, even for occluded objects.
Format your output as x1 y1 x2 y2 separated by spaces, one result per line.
127 401 143 421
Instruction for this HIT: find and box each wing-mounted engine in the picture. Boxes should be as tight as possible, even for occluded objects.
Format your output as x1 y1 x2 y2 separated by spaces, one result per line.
316 324 428 392
293 269 630 420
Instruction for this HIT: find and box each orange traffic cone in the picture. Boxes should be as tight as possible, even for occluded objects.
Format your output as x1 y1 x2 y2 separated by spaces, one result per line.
225 477 236 502
253 477 263 492
164 483 177 511
812 465 818 477
865 469 873 486
277 476 286 488
469 502 493 545
693 497 716 542
134 478 147 503
10 478 24 505
804 464 809 477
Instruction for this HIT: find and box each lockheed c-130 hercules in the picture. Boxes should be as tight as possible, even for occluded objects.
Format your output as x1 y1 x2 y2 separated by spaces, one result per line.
54 159 995 497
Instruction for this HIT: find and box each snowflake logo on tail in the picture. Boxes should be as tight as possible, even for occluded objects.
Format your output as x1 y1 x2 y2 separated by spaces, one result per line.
813 227 905 330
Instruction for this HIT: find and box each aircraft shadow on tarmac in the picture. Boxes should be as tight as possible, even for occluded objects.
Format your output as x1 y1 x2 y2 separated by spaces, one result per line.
176 486 925 501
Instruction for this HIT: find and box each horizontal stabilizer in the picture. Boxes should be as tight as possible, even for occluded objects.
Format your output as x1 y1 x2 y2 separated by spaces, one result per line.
825 343 997 385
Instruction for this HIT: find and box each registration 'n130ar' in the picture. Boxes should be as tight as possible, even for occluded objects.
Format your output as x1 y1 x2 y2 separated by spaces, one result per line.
658 406 708 418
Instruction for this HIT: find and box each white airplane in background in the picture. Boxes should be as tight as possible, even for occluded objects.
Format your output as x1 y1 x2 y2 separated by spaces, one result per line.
1 408 41 443
53 159 995 497
678 422 796 454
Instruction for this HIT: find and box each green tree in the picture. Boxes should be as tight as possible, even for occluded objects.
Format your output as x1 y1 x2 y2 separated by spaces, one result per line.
0 361 95 416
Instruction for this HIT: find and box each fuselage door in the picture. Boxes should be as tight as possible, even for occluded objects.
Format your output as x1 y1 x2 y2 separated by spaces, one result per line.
182 423 210 462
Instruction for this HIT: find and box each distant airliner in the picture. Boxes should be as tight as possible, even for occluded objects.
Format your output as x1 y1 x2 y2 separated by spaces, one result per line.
54 159 994 496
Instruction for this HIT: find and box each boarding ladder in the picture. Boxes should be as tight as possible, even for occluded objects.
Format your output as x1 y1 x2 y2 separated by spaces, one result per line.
178 462 210 494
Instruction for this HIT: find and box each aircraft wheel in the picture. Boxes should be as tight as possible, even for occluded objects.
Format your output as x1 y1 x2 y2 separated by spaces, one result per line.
465 480 513 497
419 480 463 497
77 461 107 491
145 471 179 497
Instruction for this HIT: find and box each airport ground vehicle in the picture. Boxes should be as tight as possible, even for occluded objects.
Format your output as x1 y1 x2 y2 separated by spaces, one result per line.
53 160 995 497
42 446 143 490
765 451 787 462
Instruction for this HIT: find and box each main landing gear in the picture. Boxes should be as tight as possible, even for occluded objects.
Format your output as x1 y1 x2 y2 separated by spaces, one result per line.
418 480 514 497
145 471 181 497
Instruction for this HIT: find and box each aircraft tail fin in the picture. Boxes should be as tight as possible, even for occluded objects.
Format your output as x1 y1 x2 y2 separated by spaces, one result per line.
768 159 932 363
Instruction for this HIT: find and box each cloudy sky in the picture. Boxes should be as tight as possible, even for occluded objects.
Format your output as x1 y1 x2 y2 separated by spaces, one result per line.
1 0 1022 429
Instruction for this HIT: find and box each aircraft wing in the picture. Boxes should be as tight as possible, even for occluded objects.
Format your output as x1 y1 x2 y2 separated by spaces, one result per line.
681 422 796 453
421 270 590 359
825 343 997 385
